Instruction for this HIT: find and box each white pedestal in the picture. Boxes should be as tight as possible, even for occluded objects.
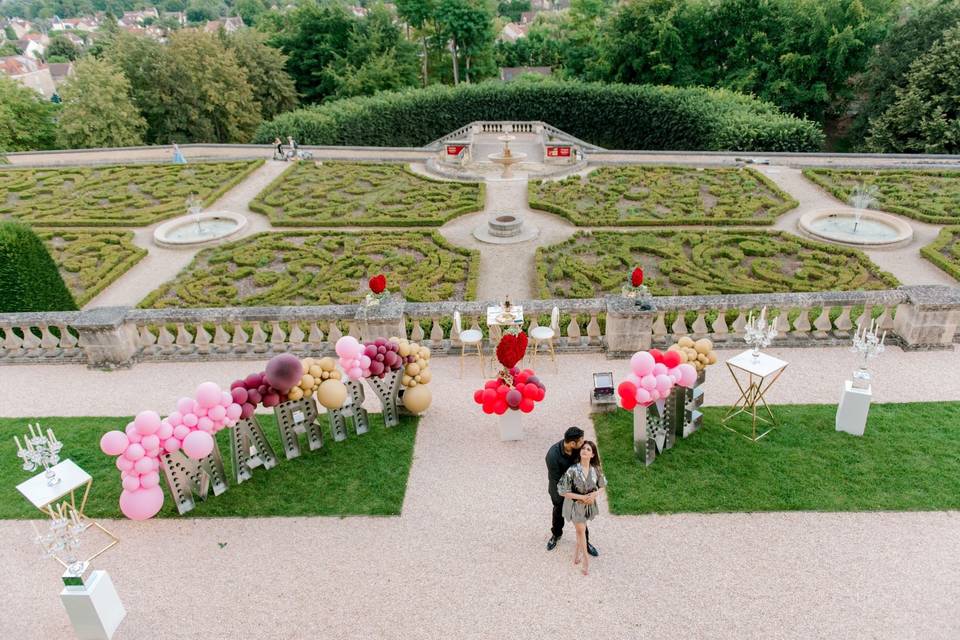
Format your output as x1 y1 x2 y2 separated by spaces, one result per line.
60 570 126 640
836 380 872 436
499 411 523 441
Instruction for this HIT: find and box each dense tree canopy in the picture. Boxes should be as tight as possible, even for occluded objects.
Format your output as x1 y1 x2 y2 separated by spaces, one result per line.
223 28 298 120
0 75 57 152
56 57 145 148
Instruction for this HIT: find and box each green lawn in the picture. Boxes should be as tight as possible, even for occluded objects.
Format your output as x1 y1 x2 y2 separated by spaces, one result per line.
593 402 960 514
0 414 418 519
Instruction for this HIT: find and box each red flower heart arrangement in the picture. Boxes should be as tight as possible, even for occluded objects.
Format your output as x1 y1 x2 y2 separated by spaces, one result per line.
631 267 644 287
368 274 386 294
495 331 528 369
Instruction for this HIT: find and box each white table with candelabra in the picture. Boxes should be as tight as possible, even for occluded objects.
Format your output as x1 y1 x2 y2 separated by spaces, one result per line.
836 318 886 436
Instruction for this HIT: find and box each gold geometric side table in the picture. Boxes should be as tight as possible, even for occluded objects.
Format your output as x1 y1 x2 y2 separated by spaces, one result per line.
722 349 788 441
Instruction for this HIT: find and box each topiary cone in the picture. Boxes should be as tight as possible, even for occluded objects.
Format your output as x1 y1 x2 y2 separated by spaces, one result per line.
0 221 77 312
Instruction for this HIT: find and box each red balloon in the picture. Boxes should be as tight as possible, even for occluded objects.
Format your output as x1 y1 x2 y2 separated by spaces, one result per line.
519 398 535 413
497 384 510 397
482 388 497 403
473 390 484 404
522 384 539 399
482 401 495 414
621 395 637 410
494 400 508 415
484 380 500 390
617 381 637 399
536 387 546 401
662 350 682 369
649 349 664 364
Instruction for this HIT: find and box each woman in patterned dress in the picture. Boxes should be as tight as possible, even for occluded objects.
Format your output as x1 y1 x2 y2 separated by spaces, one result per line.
557 440 606 575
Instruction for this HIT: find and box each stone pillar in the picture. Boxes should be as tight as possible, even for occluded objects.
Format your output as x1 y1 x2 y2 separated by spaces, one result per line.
72 307 140 369
357 294 406 342
604 296 655 356
893 286 960 350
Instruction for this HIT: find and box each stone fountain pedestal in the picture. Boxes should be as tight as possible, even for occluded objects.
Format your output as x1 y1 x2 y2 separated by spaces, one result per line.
472 212 539 245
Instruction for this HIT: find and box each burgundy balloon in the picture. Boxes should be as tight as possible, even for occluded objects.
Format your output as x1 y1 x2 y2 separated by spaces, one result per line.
231 387 248 404
244 373 262 388
264 354 302 393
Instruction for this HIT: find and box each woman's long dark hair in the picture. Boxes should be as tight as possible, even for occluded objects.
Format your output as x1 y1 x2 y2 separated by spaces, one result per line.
579 440 601 470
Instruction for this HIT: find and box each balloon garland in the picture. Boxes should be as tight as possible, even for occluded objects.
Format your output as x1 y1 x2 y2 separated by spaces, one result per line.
472 331 547 415
667 337 718 372
616 349 698 411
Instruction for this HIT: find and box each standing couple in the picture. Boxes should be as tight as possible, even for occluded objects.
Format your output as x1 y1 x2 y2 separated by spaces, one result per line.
545 427 606 576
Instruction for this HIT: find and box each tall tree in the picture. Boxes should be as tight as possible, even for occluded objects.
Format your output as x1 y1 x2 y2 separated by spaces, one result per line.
0 75 57 152
865 24 960 153
436 0 495 84
56 58 146 149
103 32 170 143
224 29 298 120
395 0 437 86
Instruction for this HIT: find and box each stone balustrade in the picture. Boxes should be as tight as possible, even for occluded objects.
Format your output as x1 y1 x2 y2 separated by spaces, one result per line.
1 287 956 369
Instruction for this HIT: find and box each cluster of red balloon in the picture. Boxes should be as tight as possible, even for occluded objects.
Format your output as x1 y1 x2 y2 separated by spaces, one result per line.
473 367 547 415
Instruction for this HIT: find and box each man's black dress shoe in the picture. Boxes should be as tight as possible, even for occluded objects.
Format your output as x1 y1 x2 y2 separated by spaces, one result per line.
546 535 560 551
587 542 599 557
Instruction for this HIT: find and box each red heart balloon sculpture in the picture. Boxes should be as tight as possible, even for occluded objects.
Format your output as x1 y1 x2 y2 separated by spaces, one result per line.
496 332 528 369
368 274 386 294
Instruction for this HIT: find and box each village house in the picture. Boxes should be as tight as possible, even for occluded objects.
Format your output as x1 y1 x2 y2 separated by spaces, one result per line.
203 16 245 33
50 16 99 32
0 54 56 98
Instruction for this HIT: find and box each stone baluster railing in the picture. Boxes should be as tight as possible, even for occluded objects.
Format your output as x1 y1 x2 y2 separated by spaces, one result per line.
1 287 956 369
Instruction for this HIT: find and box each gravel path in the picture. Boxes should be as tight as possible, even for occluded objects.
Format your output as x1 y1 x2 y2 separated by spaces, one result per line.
2 347 959 639
83 161 289 308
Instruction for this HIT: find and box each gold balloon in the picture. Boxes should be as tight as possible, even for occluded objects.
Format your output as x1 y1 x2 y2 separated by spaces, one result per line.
678 336 695 348
301 374 315 389
405 362 421 376
402 384 431 414
308 364 322 378
694 338 713 354
398 342 411 357
330 371 341 380
318 357 336 371
419 347 431 360
317 379 347 410
418 369 431 384
402 375 413 386
288 386 304 401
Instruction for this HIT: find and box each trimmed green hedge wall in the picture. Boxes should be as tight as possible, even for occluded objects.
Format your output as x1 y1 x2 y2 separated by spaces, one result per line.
0 221 77 312
254 81 823 152
920 226 960 281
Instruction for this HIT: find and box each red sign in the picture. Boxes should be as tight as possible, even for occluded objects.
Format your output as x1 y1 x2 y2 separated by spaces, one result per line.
546 146 571 157
446 145 466 156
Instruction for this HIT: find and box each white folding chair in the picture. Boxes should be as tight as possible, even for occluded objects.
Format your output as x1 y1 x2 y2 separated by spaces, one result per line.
454 310 484 377
530 306 559 373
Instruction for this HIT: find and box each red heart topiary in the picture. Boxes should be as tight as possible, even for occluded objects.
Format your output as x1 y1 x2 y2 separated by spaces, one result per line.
496 332 528 369
631 267 644 287
369 274 386 294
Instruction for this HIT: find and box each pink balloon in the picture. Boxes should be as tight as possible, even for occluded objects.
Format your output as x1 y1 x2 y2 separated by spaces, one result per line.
677 363 698 388
195 407 208 418
125 422 142 443
655 374 673 395
163 437 181 453
335 336 363 358
182 413 198 427
134 410 161 435
208 405 227 421
134 457 154 474
167 411 183 427
635 387 652 405
652 363 668 376
176 397 195 415
100 430 129 456
182 430 214 459
140 434 160 451
225 404 242 421
140 471 160 489
195 382 221 409
122 475 141 491
116 456 134 471
124 443 145 461
640 374 657 390
151 457 160 471
348 367 363 380
630 351 656 377
173 425 190 440
119 486 164 521
197 417 214 432
648 389 660 401
220 391 232 406
157 421 174 440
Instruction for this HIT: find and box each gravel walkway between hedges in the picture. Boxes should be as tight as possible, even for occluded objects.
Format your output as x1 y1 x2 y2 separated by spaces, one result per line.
2 348 959 639
83 161 290 309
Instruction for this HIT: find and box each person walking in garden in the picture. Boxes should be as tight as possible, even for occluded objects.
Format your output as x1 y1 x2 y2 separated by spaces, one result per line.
556 440 606 576
545 427 599 558
171 142 186 164
273 137 284 160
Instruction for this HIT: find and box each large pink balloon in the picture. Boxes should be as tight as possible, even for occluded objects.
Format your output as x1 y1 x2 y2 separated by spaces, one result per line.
182 430 214 459
640 374 657 390
635 387 652 405
677 363 698 388
195 382 222 409
655 374 673 395
630 351 655 377
100 430 129 456
335 336 363 358
134 410 161 435
176 397 195 415
119 486 164 521
652 363 668 376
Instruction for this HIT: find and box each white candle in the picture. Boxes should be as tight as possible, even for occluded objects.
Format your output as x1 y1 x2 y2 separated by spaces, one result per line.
14 435 23 452
880 331 886 345
760 306 767 323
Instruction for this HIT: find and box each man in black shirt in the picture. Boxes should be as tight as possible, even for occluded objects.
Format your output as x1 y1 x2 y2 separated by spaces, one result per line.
545 426 599 555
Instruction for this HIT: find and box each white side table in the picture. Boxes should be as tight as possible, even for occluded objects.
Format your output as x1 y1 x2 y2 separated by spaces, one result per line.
836 380 872 436
16 459 92 517
722 350 789 441
60 570 126 640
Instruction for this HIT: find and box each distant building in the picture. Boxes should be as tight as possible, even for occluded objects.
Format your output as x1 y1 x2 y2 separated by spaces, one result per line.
3 18 34 39
348 6 369 18
499 66 552 82
162 11 187 26
118 8 159 27
204 16 245 33
499 22 529 43
13 37 45 60
47 61 74 87
51 16 99 32
0 55 56 98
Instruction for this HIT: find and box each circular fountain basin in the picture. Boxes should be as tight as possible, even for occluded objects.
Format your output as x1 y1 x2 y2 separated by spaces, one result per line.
153 211 247 248
472 211 539 245
799 209 913 247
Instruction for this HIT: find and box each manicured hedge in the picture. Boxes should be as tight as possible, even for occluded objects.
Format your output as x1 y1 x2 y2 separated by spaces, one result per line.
249 162 484 226
529 165 797 226
803 169 960 225
920 226 960 282
0 160 263 227
39 229 148 307
536 230 898 298
140 231 479 308
254 81 823 152
0 221 77 312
